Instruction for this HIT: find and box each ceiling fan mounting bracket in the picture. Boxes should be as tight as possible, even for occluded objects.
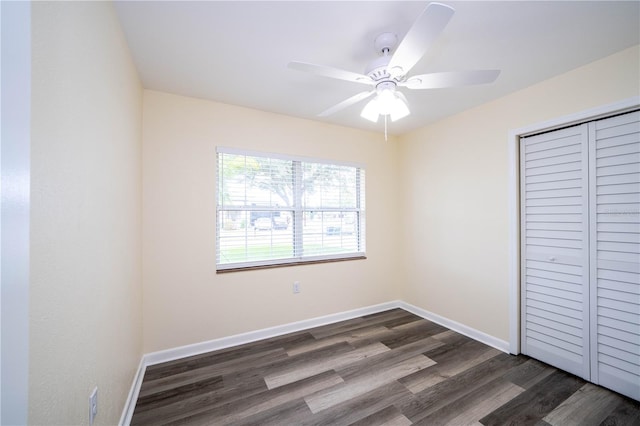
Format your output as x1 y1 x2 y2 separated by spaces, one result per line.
374 32 398 55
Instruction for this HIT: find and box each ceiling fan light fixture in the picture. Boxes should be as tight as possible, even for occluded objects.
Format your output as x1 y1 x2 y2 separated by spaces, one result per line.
378 84 411 121
360 98 380 122
389 96 410 121
376 87 396 115
360 85 411 123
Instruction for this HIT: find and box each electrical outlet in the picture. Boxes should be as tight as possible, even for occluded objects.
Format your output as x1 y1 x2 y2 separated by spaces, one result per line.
89 387 98 425
293 281 300 294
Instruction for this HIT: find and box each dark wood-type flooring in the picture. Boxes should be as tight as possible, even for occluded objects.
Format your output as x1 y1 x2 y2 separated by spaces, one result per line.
131 308 639 425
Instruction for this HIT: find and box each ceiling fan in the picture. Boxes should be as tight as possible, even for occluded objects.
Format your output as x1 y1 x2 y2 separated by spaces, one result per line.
288 2 500 128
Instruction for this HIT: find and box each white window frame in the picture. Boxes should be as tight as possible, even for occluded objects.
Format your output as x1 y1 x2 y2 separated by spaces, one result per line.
216 147 366 271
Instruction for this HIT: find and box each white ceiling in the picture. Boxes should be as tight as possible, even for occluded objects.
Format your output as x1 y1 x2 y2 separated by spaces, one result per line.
114 1 640 135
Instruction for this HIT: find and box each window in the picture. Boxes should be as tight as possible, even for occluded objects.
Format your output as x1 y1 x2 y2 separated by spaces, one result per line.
216 148 366 271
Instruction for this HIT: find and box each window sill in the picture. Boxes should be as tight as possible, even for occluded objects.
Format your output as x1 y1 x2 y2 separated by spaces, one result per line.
216 255 367 273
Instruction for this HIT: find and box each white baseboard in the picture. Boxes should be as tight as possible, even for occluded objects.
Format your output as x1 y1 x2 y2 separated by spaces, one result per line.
119 299 510 425
398 301 510 353
144 300 400 366
119 357 147 426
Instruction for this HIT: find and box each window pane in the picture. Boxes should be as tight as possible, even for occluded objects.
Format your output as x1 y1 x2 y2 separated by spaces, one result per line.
302 211 359 257
302 163 358 209
218 210 294 264
219 154 294 208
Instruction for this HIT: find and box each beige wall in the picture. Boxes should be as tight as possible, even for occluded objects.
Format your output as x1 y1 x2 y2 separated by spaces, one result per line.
25 3 639 420
142 91 401 352
30 2 142 425
398 45 640 342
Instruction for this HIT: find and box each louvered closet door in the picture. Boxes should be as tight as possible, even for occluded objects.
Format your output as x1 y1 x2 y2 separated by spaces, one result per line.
589 111 640 400
521 124 591 379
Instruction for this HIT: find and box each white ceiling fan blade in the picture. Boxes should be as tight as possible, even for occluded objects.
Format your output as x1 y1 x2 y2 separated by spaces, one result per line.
288 61 374 86
388 2 455 77
401 70 501 89
318 91 375 117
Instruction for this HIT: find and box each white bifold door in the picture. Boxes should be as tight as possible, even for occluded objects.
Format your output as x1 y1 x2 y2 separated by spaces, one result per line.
521 110 639 401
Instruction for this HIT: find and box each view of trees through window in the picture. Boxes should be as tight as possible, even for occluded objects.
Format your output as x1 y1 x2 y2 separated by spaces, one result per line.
216 150 365 269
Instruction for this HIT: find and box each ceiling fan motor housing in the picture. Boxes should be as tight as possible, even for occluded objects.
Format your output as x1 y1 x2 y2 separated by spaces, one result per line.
365 55 392 80
366 33 405 82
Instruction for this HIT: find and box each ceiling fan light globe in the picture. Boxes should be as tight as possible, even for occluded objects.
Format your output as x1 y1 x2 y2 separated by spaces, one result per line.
390 96 410 122
378 88 396 104
361 99 380 122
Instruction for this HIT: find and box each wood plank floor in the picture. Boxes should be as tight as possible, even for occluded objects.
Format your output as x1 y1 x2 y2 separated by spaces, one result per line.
131 309 640 425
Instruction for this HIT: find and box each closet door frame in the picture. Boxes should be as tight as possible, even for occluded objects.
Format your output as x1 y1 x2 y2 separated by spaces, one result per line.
508 96 639 356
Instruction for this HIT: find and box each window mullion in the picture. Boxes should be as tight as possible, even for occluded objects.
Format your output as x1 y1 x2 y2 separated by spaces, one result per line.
293 161 303 258
216 154 222 264
356 168 362 252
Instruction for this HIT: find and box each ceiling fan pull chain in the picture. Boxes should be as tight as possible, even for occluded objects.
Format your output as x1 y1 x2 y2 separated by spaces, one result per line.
384 114 388 142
